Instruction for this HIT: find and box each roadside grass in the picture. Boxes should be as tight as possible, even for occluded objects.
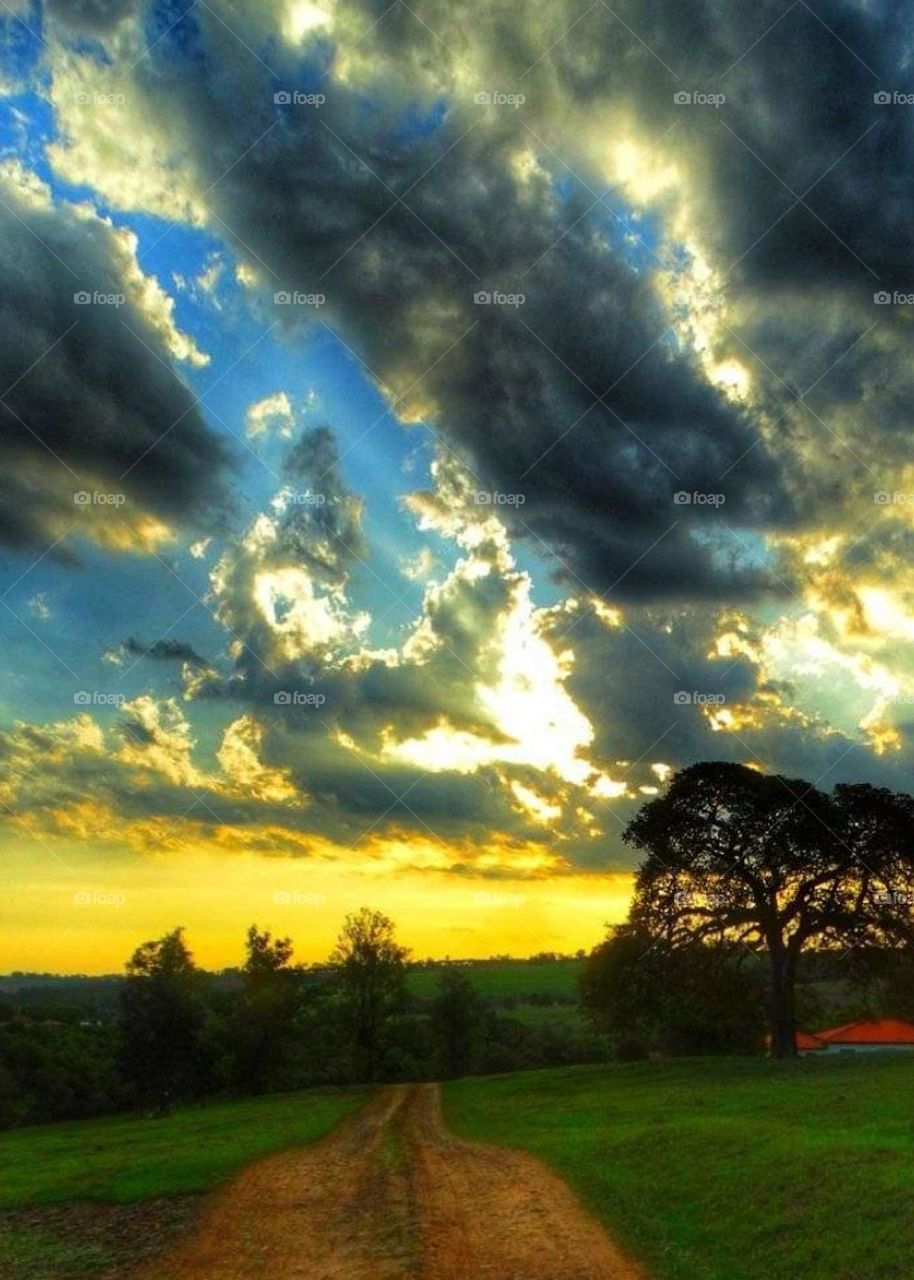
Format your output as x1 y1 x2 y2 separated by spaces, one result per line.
0 1087 365 1279
444 1054 914 1280
0 1200 200 1280
0 1086 366 1208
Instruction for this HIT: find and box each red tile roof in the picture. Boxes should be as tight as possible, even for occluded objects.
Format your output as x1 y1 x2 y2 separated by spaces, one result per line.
817 1018 914 1045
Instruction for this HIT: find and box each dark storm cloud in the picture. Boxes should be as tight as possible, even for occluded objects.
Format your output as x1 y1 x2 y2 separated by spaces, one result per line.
543 600 914 799
23 0 914 861
228 128 793 602
59 0 819 604
122 637 209 665
0 172 232 555
72 0 912 603
257 723 536 843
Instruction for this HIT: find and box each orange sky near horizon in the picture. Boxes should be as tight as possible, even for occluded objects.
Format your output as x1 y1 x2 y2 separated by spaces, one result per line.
2 843 635 974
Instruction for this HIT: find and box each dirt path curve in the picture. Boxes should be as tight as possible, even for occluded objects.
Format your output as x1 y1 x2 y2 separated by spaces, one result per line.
134 1083 649 1280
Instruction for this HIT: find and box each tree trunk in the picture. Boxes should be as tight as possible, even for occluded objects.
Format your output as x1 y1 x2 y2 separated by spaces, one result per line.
768 947 798 1059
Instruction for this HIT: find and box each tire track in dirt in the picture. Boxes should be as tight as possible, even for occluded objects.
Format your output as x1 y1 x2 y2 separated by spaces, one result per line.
133 1083 649 1280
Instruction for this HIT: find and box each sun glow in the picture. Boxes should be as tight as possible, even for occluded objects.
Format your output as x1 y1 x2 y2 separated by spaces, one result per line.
283 1 332 42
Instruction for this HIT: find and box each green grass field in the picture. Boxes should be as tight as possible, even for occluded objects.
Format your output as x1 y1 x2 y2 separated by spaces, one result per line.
444 1055 914 1280
406 958 583 1001
0 1087 366 1279
0 1087 365 1208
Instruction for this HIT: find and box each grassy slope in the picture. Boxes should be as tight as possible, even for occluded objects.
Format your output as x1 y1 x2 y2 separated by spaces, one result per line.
444 1055 914 1280
0 1088 366 1208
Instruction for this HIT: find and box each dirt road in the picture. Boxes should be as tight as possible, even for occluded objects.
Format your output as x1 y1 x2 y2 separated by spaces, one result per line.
135 1083 649 1280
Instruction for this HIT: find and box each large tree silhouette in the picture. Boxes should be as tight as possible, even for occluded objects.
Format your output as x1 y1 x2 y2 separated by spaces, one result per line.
624 763 914 1057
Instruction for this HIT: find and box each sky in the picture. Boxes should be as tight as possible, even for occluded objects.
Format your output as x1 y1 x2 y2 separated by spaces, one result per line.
1 0 914 973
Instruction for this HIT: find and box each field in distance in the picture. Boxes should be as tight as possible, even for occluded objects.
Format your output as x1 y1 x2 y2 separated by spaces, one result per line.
406 957 584 1001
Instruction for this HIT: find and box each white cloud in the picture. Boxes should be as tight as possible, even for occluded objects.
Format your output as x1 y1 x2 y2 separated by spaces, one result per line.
27 593 51 620
245 391 296 440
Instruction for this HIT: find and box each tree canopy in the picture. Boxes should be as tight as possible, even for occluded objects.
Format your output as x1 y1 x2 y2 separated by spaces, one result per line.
623 762 914 1056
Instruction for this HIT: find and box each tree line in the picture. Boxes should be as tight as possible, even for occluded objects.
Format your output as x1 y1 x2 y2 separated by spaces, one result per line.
0 910 606 1125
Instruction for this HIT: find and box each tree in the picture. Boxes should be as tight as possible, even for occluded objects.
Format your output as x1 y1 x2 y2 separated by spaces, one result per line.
623 763 914 1058
581 924 765 1057
430 967 491 1077
118 928 212 1111
230 926 302 1094
330 909 409 1080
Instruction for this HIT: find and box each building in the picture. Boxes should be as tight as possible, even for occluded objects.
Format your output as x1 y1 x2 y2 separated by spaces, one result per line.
815 1018 914 1054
